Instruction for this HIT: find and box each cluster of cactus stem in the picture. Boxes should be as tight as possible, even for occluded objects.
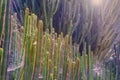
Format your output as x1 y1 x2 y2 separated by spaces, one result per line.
0 3 119 80
57 0 81 35
42 0 60 32
0 0 120 80
6 7 118 80
0 0 12 79
14 8 119 80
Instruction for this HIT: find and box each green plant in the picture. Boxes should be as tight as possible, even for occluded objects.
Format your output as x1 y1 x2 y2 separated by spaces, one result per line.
43 0 60 32
15 8 99 80
6 8 118 80
0 0 120 79
0 0 6 39
0 0 11 80
0 48 3 60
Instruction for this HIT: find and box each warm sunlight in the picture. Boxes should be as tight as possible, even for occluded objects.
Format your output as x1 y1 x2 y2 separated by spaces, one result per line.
92 0 103 6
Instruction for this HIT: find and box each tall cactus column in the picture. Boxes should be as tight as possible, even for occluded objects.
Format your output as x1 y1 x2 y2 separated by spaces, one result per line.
0 0 11 80
0 0 6 38
43 0 60 32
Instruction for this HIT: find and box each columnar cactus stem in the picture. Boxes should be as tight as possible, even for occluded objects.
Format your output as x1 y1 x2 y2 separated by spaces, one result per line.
43 0 60 32
0 48 3 72
1 0 10 79
0 0 6 38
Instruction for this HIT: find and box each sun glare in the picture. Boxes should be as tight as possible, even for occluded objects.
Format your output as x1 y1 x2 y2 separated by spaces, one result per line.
92 0 103 6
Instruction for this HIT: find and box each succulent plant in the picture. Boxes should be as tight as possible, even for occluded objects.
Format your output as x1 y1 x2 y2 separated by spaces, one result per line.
0 0 120 80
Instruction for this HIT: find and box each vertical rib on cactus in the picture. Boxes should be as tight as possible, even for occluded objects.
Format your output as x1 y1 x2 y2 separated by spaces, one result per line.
0 48 3 61
19 8 29 80
0 0 6 38
22 8 29 80
33 20 43 80
24 33 31 80
24 14 34 80
75 57 80 80
50 73 53 80
88 45 94 80
0 48 3 75
1 0 10 79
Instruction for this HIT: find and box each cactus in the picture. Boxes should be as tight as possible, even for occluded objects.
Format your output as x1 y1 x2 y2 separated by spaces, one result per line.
0 0 120 80
0 0 11 79
13 8 97 80
0 48 3 60
43 0 60 31
0 0 6 39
